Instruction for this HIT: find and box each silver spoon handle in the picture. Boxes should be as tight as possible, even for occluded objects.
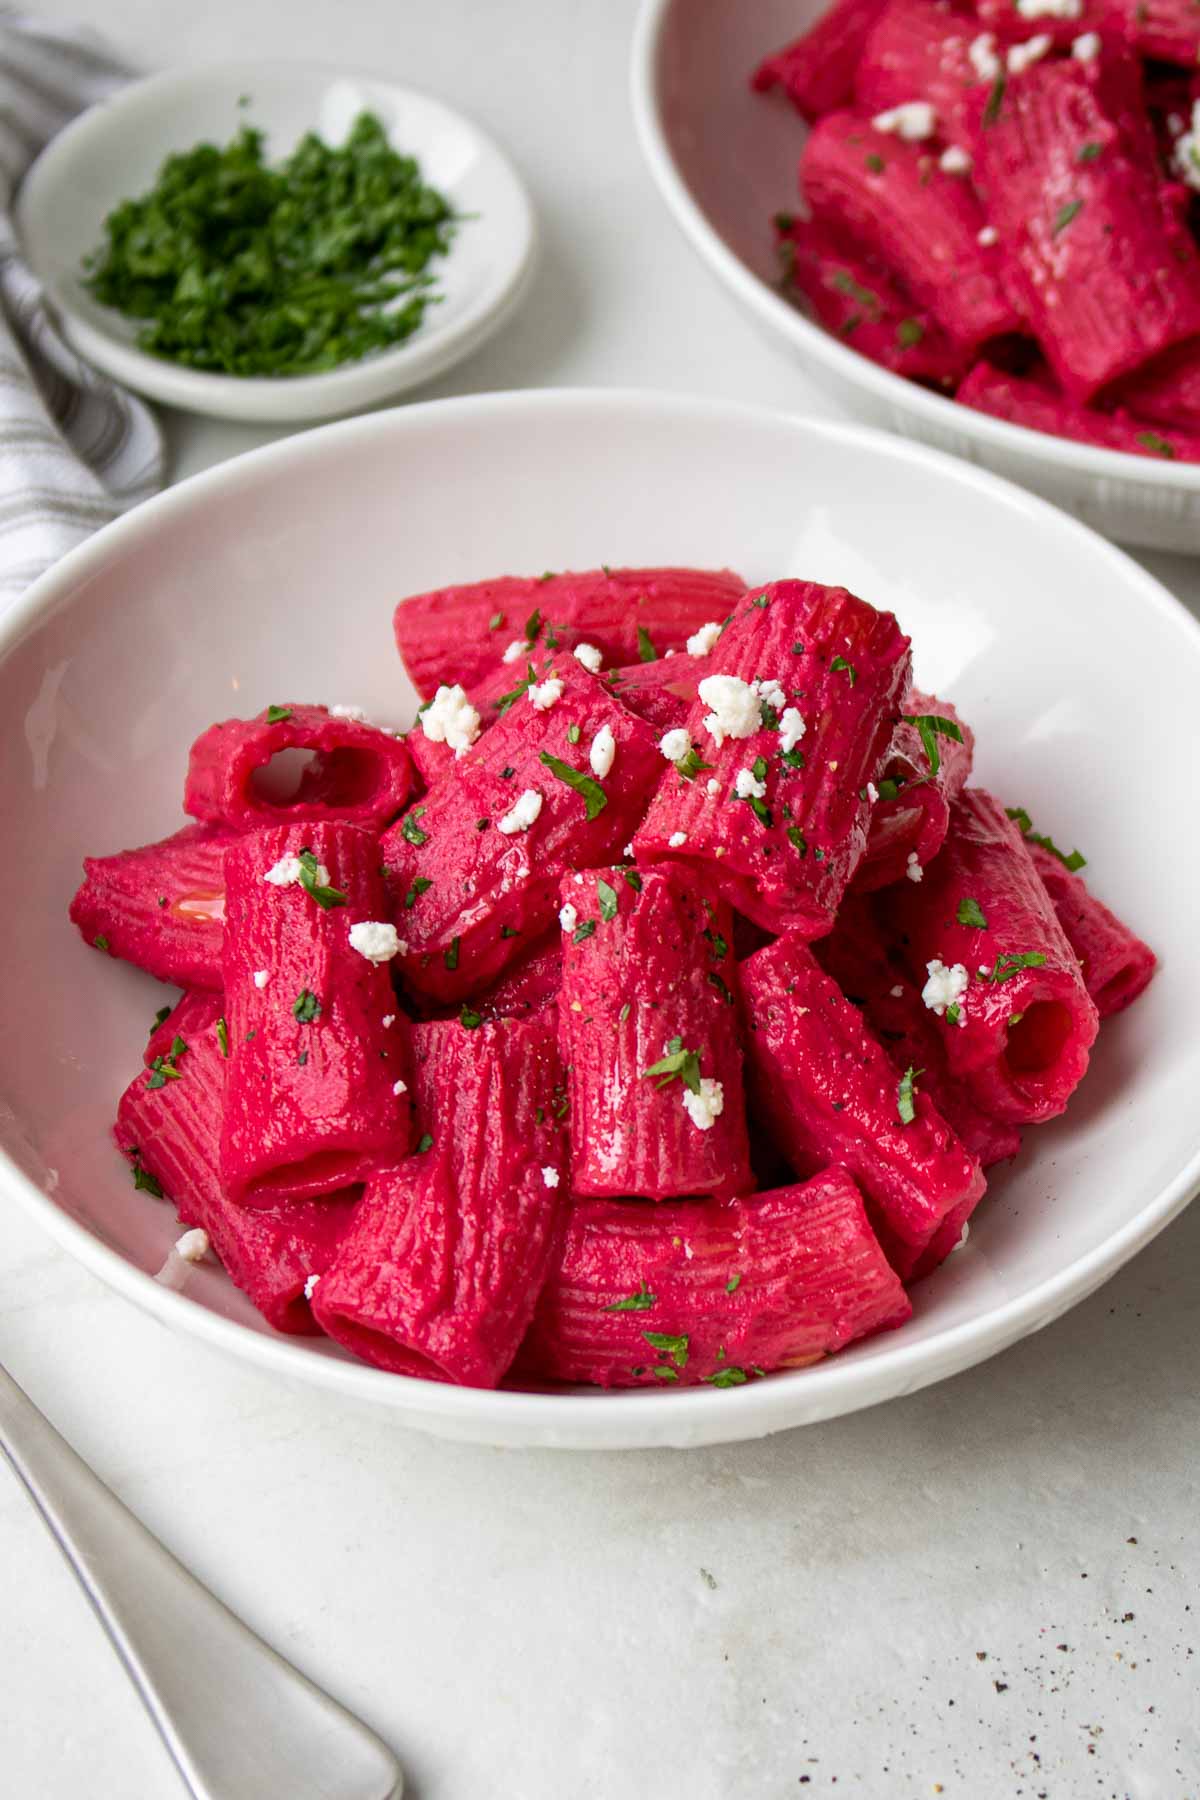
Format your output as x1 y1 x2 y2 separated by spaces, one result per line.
0 1362 401 1800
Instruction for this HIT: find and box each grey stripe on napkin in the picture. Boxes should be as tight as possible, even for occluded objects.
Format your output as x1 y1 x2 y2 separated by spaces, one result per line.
0 12 163 606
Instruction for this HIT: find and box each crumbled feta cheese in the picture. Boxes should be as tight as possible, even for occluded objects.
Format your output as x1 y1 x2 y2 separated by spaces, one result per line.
668 831 688 848
573 642 603 674
871 100 937 141
906 851 924 882
528 677 564 712
420 683 482 756
1007 32 1052 72
978 964 992 977
502 638 529 664
541 1166 561 1189
559 902 578 933
253 969 271 989
890 984 905 998
590 724 616 779
1175 101 1200 190
867 782 880 804
382 1014 396 1028
498 789 543 834
978 225 998 247
699 674 761 747
706 778 721 797
303 1273 320 1300
349 920 404 964
1071 28 1101 58
330 704 369 721
665 649 676 659
175 1228 209 1263
687 620 723 657
939 144 972 174
659 727 691 762
682 1078 725 1131
263 854 304 887
624 842 635 859
392 1079 407 1096
968 32 1002 81
1015 0 1080 17
778 707 806 754
922 958 969 1017
735 766 767 800
574 872 584 884
753 677 786 713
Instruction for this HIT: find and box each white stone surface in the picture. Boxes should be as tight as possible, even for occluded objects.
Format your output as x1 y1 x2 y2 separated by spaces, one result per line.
4 2 1199 1795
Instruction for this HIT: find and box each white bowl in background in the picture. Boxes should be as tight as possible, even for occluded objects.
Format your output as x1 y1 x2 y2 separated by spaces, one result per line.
2 389 1197 1449
16 61 537 424
631 0 1200 554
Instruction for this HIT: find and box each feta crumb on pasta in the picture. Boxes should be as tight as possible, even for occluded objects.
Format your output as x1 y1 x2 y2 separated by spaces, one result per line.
528 677 564 711
590 724 616 778
253 969 271 988
330 703 369 721
349 920 405 963
668 830 688 848
502 638 529 664
1072 29 1100 57
1016 0 1080 17
660 727 691 762
906 851 924 882
573 642 603 673
699 674 761 747
304 1273 320 1300
968 32 1002 80
559 902 578 933
939 145 971 174
922 959 969 1017
778 707 806 753
1007 33 1052 72
498 789 543 834
735 767 767 800
420 683 482 755
686 620 723 657
541 1166 561 1189
871 101 937 141
978 226 999 247
682 1078 724 1131
393 1079 408 1096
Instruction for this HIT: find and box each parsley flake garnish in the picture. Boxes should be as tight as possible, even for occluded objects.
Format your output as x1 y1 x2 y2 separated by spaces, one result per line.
897 1065 922 1126
956 897 988 929
215 1016 229 1058
704 1366 748 1387
983 71 1007 127
459 1004 483 1029
604 1283 657 1313
538 749 608 821
444 936 460 971
984 951 1047 983
487 611 506 631
902 712 963 780
1052 199 1083 236
787 826 808 854
265 704 292 723
496 666 536 715
597 878 619 922
643 1329 689 1369
725 1273 741 1294
93 934 110 951
1005 805 1086 871
524 606 543 643
150 1005 172 1035
708 971 734 1005
1077 141 1103 162
636 625 658 663
572 919 596 944
876 777 901 802
621 868 643 892
567 722 581 744
830 269 880 314
945 1003 962 1026
297 847 347 910
896 318 924 350
292 989 321 1022
676 746 713 782
865 151 885 173
642 1036 702 1095
703 927 729 961
131 1161 163 1198
145 1034 188 1089
416 1132 434 1154
403 875 433 908
1136 431 1176 459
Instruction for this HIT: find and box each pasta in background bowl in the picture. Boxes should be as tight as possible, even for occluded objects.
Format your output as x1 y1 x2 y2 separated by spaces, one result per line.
1 389 1197 1448
632 0 1200 553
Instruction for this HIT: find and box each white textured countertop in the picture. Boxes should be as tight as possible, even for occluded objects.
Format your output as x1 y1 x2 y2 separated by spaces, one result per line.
4 4 1198 1796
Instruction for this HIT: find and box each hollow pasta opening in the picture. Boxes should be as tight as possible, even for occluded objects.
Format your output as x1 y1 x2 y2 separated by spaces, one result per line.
1004 1000 1073 1078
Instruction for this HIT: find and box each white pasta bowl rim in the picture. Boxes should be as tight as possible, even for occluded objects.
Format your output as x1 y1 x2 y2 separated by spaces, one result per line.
630 0 1200 493
3 386 1198 1450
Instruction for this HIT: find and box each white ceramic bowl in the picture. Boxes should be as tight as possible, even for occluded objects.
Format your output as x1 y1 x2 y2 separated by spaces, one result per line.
3 389 1197 1450
16 62 537 424
632 0 1200 555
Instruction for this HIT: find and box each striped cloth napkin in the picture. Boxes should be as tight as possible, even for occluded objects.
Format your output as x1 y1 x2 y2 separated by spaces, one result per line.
0 12 163 607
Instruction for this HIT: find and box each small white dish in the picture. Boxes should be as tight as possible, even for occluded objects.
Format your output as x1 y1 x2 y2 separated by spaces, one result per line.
15 61 537 424
631 0 1200 554
1 389 1197 1450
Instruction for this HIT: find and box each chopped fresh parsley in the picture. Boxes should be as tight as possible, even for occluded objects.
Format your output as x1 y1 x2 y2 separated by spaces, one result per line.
956 897 988 929
524 607 543 643
787 826 808 854
1052 199 1083 236
444 935 460 971
675 745 713 782
780 746 805 770
704 1366 748 1388
131 1161 163 1197
636 625 658 663
896 318 924 349
897 1065 922 1125
751 755 768 782
403 875 433 909
265 704 292 723
500 925 521 939
145 1034 188 1089
1135 430 1176 459
459 1004 483 1029
604 1283 657 1312
538 750 607 821
876 777 901 802
596 878 619 922
643 1329 689 1369
830 269 880 314
708 971 735 1006
81 114 456 377
830 655 857 685
619 1001 632 1023
725 1273 741 1294
984 951 1047 984
150 1004 172 1034
292 989 321 1022
1005 805 1086 871
653 1365 679 1382
621 868 643 892
297 847 347 910
416 1132 434 1154
1077 141 1103 162
902 712 963 780
567 722 581 745
642 1036 702 1095
745 794 772 827
865 151 885 173
749 592 770 608
703 928 729 961
572 919 596 944
945 1003 962 1026
215 1016 229 1058
93 934 110 951
496 665 536 715
487 611 506 631
983 71 1007 127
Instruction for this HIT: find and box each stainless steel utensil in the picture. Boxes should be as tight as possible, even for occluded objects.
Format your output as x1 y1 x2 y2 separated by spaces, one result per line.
0 1360 402 1799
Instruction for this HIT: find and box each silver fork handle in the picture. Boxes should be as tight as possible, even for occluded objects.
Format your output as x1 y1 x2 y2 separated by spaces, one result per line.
0 1361 402 1800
